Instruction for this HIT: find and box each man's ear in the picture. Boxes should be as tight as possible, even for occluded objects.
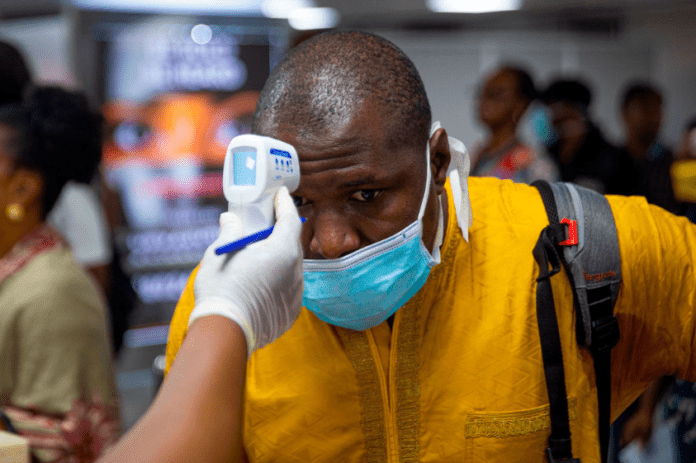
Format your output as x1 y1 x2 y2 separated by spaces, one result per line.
429 128 451 195
7 169 44 211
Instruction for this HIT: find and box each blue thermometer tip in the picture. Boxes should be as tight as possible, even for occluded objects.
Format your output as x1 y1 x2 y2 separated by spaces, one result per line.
215 217 306 255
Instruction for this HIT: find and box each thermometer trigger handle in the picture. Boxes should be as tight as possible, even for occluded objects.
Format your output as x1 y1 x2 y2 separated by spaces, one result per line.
214 217 306 255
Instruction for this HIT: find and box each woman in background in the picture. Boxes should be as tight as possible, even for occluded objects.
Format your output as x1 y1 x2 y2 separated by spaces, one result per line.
0 87 119 462
471 65 558 183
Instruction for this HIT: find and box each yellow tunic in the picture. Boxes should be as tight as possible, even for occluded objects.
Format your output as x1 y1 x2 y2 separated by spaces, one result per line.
166 177 696 462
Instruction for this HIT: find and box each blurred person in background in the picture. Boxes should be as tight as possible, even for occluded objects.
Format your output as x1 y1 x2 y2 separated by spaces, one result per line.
0 40 32 106
0 39 113 297
541 78 632 194
673 117 696 223
0 87 120 462
674 117 696 161
471 65 558 183
609 96 691 462
617 83 681 214
0 38 135 355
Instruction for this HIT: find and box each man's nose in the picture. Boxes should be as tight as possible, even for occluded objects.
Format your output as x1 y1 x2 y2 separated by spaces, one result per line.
308 209 361 259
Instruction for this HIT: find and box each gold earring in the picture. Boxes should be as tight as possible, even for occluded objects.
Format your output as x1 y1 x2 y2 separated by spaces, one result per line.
6 204 24 222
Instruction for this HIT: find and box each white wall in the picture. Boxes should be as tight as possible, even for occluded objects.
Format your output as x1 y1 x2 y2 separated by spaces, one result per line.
627 7 696 144
0 14 78 88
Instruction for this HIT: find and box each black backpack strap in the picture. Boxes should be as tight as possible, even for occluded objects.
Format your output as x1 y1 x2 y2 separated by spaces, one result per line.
532 180 621 463
533 225 580 462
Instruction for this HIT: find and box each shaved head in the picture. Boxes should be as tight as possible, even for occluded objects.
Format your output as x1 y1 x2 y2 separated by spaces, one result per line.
252 30 431 150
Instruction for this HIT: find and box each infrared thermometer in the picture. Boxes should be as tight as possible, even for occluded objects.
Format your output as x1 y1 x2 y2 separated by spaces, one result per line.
215 134 301 255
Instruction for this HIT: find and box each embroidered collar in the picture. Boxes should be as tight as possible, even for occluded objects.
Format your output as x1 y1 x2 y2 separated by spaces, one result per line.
0 225 65 285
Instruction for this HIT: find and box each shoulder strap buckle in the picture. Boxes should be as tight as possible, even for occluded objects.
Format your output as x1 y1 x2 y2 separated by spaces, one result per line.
558 218 578 246
591 314 620 355
586 285 621 354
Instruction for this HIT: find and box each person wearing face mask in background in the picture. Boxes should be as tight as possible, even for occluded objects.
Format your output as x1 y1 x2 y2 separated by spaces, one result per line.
471 65 558 184
541 79 633 194
671 117 696 223
674 118 696 162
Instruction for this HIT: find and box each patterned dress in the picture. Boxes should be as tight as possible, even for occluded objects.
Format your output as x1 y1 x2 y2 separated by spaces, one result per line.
0 225 120 462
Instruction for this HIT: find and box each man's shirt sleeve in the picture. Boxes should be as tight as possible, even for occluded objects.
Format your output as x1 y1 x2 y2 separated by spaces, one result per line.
165 266 199 376
609 194 696 415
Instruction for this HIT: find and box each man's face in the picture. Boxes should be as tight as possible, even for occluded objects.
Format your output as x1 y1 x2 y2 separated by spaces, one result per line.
623 96 662 144
256 100 443 260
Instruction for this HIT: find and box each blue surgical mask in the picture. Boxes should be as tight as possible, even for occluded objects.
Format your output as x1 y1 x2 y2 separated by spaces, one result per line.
529 104 557 147
302 145 444 331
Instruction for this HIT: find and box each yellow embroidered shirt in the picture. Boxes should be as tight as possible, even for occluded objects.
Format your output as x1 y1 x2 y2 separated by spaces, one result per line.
166 177 696 462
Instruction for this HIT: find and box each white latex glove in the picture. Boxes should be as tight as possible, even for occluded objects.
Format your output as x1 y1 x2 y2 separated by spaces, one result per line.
189 186 304 358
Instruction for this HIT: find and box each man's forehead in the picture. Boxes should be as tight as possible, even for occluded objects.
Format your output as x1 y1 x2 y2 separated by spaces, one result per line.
261 125 381 171
256 114 423 181
256 97 384 150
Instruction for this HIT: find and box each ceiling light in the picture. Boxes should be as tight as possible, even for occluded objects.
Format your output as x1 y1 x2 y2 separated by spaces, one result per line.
69 0 263 15
426 0 521 14
288 7 340 30
190 24 213 45
261 0 315 18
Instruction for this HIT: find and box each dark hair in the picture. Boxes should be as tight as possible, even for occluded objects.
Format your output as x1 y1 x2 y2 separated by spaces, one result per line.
0 40 32 106
685 117 696 133
0 86 103 216
499 65 538 101
621 82 662 111
252 30 431 151
542 79 592 109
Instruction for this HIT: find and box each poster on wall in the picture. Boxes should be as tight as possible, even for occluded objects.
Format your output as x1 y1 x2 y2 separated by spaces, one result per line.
98 18 286 330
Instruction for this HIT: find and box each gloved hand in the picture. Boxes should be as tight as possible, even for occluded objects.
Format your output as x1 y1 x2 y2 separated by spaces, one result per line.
189 186 304 358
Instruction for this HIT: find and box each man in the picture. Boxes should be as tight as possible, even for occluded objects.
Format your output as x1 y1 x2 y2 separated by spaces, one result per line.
616 83 681 213
674 117 696 230
160 31 696 462
541 79 632 195
472 65 557 183
609 86 687 459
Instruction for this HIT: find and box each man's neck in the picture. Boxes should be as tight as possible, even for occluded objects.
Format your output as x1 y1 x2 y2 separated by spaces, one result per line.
624 136 654 163
557 122 589 165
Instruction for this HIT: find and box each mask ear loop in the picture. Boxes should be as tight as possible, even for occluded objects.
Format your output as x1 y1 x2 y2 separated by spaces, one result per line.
419 142 444 264
430 196 444 263
417 144 433 223
431 120 473 242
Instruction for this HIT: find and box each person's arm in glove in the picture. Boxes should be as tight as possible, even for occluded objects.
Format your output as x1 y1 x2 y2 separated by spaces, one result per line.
98 187 304 463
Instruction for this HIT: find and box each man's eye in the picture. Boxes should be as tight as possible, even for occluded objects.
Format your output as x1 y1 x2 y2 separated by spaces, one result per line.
350 190 382 202
292 196 306 208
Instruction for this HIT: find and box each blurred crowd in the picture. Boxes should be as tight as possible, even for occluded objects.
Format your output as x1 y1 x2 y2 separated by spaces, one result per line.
472 64 696 217
1 29 696 462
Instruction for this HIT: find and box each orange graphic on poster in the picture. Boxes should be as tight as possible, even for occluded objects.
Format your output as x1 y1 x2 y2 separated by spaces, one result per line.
103 91 260 169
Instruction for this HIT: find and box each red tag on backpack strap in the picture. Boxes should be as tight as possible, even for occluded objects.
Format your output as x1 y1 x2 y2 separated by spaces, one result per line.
559 218 578 246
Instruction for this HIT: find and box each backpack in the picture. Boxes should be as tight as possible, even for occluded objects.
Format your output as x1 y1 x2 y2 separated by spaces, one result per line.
532 180 622 463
